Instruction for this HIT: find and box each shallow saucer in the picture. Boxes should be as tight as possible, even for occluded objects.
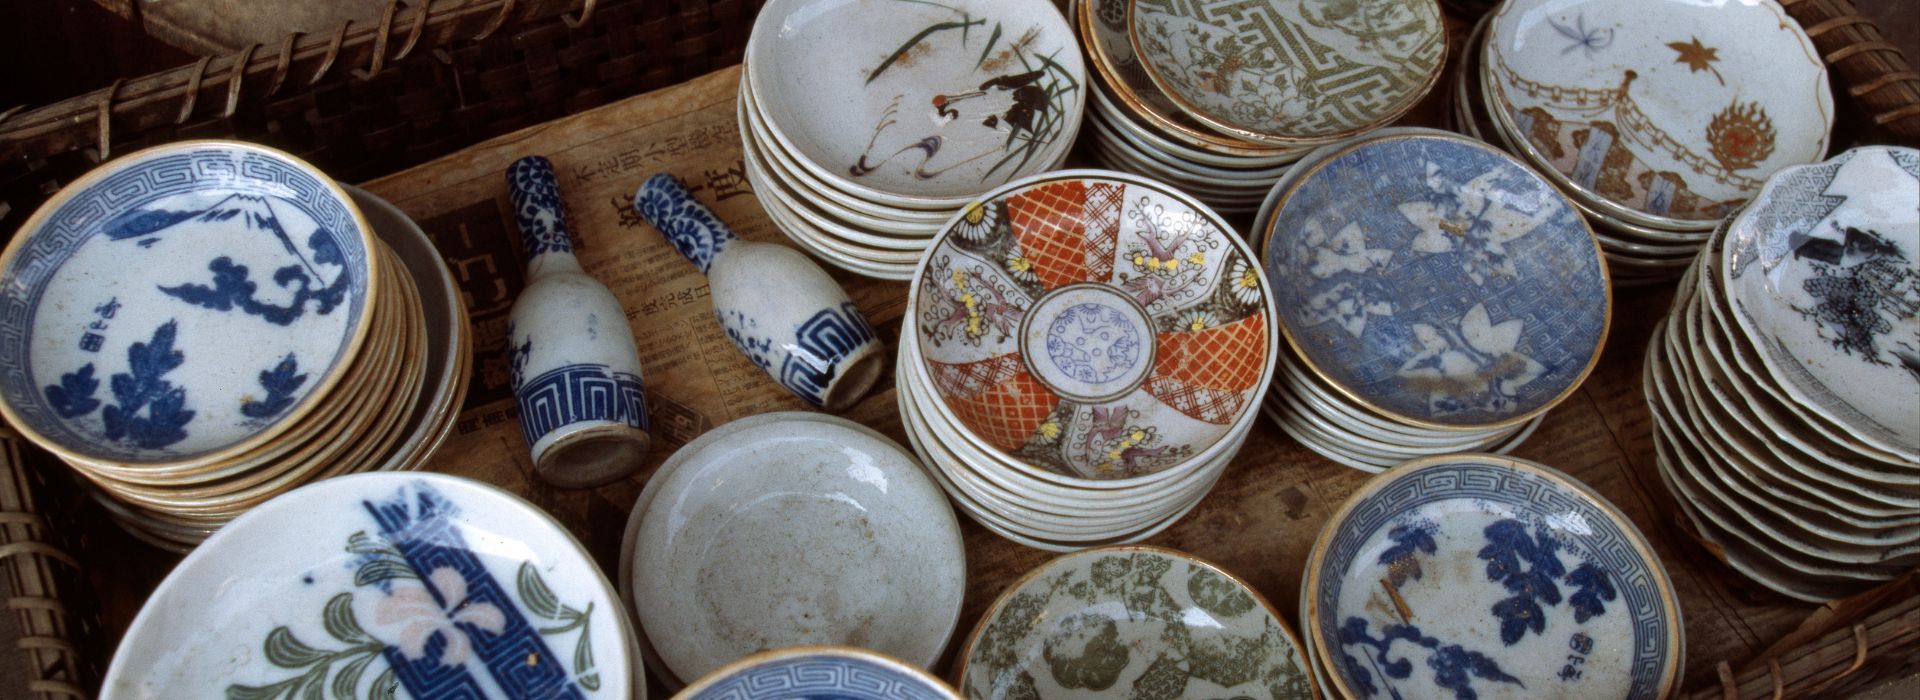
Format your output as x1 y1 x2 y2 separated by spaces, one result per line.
1305 454 1682 699
1129 0 1445 146
1720 146 1920 462
631 412 965 683
745 0 1085 205
101 473 635 699
0 140 380 467
678 646 961 700
958 545 1317 700
1262 132 1609 430
1483 0 1831 229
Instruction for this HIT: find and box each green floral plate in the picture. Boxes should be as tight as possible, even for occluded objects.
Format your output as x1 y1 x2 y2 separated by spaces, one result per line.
957 545 1318 700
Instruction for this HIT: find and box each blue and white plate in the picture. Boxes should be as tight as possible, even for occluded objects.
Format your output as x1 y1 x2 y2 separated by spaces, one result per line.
100 472 637 699
1722 146 1920 463
0 141 379 465
1304 455 1682 700
679 647 961 700
1261 132 1609 429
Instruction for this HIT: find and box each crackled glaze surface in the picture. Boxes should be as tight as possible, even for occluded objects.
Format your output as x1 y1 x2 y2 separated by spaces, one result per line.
1307 456 1680 700
911 172 1275 480
1130 0 1444 143
1486 0 1831 223
1 142 374 463
961 547 1315 700
1262 133 1608 429
746 0 1084 199
632 413 966 683
101 473 633 700
1722 146 1920 461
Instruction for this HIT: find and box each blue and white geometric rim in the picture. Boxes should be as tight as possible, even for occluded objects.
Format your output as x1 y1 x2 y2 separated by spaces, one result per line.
0 142 372 461
682 649 956 700
1313 459 1677 699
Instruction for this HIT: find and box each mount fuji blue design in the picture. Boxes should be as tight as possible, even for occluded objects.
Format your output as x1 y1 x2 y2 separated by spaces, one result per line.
107 193 354 327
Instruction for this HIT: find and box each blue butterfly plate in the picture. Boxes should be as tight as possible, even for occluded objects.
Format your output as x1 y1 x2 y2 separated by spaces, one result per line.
1261 132 1608 430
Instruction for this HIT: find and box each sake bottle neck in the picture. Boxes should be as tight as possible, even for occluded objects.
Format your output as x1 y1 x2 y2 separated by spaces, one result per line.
508 155 586 280
633 172 740 275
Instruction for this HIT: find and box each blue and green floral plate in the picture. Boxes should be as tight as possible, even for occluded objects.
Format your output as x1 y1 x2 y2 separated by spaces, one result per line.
100 473 637 700
1304 454 1682 699
0 140 380 466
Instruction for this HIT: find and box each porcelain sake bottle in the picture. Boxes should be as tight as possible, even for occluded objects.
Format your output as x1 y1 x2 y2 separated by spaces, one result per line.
633 173 882 412
505 156 651 488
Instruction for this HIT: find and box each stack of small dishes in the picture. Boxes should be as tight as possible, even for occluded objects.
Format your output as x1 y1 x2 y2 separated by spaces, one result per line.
0 141 464 553
899 170 1277 551
621 412 966 690
1256 130 1608 472
1304 455 1684 699
1645 146 1920 603
1466 0 1833 284
1071 0 1315 216
100 473 638 700
957 545 1318 699
737 0 1087 280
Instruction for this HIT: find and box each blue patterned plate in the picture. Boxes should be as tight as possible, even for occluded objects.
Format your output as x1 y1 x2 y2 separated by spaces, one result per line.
0 141 378 465
100 472 636 700
1304 454 1682 700
679 646 960 700
1261 132 1609 429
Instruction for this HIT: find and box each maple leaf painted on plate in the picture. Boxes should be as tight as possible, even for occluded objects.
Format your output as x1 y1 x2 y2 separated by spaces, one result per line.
1666 36 1725 85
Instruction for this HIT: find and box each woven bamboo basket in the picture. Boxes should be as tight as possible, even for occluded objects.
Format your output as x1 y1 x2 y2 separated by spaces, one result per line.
0 0 1913 697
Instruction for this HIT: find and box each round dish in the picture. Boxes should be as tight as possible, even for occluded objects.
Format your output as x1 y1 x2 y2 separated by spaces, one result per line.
909 169 1276 483
1304 454 1682 699
679 646 962 700
745 0 1085 204
1484 0 1831 228
631 412 966 683
1720 146 1920 463
1261 132 1609 430
100 473 635 700
1129 0 1445 146
0 140 380 466
957 545 1317 700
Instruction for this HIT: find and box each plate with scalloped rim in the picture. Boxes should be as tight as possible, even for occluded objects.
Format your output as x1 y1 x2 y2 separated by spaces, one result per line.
1720 146 1920 463
1261 131 1610 431
1484 0 1831 230
102 472 636 700
958 545 1318 700
1305 454 1682 700
0 140 380 467
1129 0 1445 146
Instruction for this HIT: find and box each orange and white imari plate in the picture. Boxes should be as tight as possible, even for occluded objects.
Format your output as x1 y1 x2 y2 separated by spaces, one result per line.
1485 0 1831 227
909 170 1278 480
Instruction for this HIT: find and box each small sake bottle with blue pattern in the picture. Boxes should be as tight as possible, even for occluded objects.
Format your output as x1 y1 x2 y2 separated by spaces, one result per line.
504 156 651 488
634 173 882 412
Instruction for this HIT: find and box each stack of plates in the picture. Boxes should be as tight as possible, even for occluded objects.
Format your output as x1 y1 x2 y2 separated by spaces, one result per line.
1255 130 1609 472
1075 0 1447 216
1303 455 1684 699
737 0 1087 280
0 142 468 552
898 170 1277 551
1461 0 1833 284
1645 146 1920 603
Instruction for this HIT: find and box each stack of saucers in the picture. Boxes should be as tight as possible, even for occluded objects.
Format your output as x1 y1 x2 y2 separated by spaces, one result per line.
0 142 468 552
736 0 1087 280
1645 146 1920 603
1256 129 1609 472
1070 0 1305 216
1461 0 1833 284
897 170 1277 551
1074 0 1446 216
